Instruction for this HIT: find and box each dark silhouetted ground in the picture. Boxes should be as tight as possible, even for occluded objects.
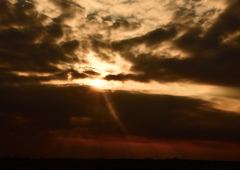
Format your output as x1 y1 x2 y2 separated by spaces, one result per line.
0 158 240 170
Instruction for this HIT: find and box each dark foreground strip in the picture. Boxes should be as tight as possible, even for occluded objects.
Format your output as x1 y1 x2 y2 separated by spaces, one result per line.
0 158 240 170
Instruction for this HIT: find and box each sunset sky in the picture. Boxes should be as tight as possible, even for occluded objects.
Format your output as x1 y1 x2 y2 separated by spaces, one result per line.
0 0 240 160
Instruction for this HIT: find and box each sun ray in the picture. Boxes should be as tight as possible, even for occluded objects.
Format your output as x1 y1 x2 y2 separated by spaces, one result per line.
82 77 126 132
102 92 126 132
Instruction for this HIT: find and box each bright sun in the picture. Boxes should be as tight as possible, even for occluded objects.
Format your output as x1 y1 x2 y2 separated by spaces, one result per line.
89 79 105 89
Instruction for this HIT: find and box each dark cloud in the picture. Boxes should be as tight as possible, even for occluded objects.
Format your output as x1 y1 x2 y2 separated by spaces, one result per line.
50 0 84 23
105 73 150 82
0 68 51 85
160 0 240 87
105 54 185 83
0 84 240 157
84 70 101 76
0 84 239 140
61 40 80 54
112 26 177 50
111 17 140 30
90 35 111 59
0 67 88 85
50 69 88 80
0 84 123 157
110 91 240 141
122 0 137 5
0 85 119 132
172 0 218 27
0 0 84 84
110 1 240 87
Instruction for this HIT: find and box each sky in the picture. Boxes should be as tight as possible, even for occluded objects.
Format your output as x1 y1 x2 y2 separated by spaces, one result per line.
0 0 240 160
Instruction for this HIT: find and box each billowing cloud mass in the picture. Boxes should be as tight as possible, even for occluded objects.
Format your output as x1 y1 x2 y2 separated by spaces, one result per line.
0 0 240 160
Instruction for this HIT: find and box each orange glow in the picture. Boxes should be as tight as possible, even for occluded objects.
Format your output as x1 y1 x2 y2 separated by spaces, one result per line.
74 51 133 78
88 79 106 89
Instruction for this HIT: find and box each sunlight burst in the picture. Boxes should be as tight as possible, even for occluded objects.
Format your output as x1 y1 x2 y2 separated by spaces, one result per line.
88 79 106 89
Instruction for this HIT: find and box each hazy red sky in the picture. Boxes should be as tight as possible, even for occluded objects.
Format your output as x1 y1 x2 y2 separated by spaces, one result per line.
0 0 240 160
